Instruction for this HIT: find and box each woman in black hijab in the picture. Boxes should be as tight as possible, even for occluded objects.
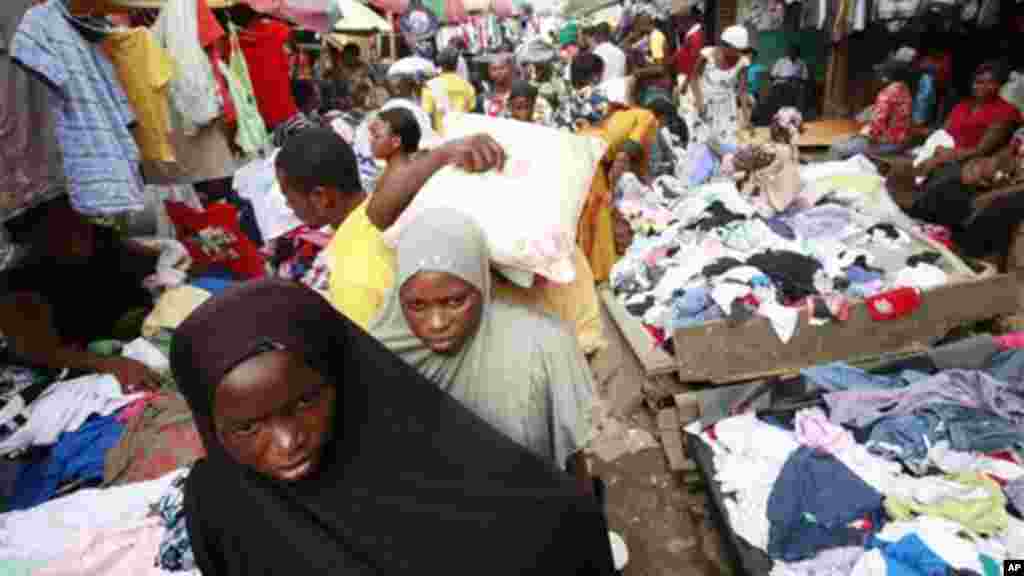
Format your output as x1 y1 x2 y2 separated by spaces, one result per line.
170 279 615 575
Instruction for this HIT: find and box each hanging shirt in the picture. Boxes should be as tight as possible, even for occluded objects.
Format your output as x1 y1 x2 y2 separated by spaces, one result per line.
0 0 65 223
102 28 176 163
237 19 299 129
196 0 237 128
593 42 627 82
946 97 1021 150
673 23 704 78
10 0 144 217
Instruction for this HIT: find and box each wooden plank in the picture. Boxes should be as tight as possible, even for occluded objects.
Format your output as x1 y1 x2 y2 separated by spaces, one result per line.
657 408 691 472
674 272 1017 384
599 286 677 377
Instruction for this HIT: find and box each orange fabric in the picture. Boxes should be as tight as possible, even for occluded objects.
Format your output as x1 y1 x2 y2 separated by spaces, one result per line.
575 108 659 281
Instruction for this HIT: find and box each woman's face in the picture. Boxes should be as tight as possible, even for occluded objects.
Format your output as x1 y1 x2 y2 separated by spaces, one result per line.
508 96 535 122
399 271 483 355
973 71 1001 101
214 350 336 483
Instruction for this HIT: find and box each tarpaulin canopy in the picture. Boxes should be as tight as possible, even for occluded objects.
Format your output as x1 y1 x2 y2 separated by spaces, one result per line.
332 0 392 32
246 0 342 31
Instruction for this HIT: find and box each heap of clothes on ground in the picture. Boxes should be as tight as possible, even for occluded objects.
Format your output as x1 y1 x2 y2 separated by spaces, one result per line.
609 148 965 348
693 333 1024 575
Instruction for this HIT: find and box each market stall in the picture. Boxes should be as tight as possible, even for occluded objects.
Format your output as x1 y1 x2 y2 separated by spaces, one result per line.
685 336 1024 576
603 155 1019 384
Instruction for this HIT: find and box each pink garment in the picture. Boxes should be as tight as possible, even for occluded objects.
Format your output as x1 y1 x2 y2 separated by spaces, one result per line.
115 394 159 424
794 407 854 454
995 332 1024 350
35 518 166 576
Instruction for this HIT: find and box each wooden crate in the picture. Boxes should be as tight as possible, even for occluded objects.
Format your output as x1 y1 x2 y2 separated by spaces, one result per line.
672 271 1017 384
601 268 1018 385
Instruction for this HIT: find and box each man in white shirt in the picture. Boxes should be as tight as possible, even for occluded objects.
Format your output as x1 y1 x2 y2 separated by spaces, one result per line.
589 23 626 82
771 44 809 84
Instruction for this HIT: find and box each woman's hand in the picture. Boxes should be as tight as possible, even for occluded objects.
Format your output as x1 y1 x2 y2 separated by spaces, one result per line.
612 209 634 256
608 152 631 189
95 357 161 394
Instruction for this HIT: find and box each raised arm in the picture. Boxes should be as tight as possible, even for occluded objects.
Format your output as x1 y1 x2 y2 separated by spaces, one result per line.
366 134 507 230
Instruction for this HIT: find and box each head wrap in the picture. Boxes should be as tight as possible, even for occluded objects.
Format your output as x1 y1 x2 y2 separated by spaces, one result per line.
171 279 615 576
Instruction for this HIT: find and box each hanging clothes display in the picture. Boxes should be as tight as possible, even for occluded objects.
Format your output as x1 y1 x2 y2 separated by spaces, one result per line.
151 0 221 136
216 23 270 157
237 18 299 130
0 0 65 223
10 0 145 217
400 0 441 59
196 0 237 129
101 27 177 164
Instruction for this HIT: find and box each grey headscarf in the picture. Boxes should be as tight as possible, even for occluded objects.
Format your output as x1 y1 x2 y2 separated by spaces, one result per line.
369 208 596 467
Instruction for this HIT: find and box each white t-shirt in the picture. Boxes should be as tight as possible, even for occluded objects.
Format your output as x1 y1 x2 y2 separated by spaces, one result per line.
593 41 627 83
771 57 809 81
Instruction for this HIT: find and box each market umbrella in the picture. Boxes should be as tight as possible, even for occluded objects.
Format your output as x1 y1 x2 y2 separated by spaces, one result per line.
515 38 556 64
332 0 392 33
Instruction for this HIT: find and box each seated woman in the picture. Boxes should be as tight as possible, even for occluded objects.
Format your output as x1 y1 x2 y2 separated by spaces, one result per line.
370 209 598 487
829 59 915 160
170 279 616 575
926 127 1024 258
0 196 162 392
910 61 1021 222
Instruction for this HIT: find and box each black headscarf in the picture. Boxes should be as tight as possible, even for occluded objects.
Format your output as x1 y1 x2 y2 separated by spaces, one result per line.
170 279 615 576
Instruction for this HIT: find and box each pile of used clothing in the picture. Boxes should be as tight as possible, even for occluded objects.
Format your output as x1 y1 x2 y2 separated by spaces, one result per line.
691 335 1024 575
610 156 967 346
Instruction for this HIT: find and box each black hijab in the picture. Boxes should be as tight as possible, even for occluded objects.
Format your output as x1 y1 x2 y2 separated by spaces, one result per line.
170 279 615 576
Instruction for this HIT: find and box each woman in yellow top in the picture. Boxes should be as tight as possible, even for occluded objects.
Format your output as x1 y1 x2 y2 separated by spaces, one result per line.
554 53 657 282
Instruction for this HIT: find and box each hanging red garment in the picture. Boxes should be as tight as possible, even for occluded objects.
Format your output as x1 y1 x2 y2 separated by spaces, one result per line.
164 201 266 280
196 0 237 126
237 19 299 129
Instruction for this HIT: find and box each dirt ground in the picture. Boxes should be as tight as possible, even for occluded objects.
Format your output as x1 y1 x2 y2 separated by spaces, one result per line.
588 302 730 576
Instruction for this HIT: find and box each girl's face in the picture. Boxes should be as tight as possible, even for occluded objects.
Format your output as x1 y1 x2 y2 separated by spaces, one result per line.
508 96 535 122
214 351 336 483
399 271 483 356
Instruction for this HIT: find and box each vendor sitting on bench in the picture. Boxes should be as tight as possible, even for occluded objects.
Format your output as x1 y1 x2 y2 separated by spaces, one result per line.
921 127 1024 259
0 196 162 393
910 61 1020 221
828 58 915 160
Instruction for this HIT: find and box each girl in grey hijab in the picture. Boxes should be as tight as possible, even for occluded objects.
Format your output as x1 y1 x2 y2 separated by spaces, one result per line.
370 208 596 481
